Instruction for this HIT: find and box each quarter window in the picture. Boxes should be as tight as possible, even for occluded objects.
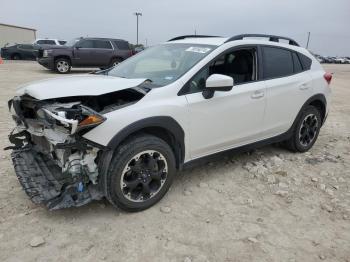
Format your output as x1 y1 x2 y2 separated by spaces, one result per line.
262 46 294 79
292 52 303 73
94 40 113 49
298 53 312 70
114 41 130 50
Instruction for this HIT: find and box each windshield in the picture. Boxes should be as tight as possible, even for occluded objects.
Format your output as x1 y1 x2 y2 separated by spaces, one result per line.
66 38 80 47
108 43 216 86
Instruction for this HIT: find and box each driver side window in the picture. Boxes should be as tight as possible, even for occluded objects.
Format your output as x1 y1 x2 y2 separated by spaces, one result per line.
183 47 257 95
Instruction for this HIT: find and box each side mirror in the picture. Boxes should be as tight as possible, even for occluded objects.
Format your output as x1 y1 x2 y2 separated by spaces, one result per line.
202 74 234 99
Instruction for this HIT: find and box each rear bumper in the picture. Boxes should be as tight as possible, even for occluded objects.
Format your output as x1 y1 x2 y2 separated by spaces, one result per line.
37 57 55 69
11 147 102 210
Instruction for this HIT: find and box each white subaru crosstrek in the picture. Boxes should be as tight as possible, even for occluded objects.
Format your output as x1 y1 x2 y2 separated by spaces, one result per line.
7 34 332 211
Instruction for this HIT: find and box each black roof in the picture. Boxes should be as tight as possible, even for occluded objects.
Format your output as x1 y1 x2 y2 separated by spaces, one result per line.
81 37 128 42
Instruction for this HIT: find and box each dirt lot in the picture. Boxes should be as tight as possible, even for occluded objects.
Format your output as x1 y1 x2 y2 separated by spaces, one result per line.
0 62 349 262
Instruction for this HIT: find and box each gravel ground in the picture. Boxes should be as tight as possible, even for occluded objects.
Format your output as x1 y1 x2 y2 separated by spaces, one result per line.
0 62 349 262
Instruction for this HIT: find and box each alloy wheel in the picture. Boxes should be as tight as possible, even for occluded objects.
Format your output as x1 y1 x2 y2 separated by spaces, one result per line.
299 114 318 147
120 150 168 202
57 61 69 73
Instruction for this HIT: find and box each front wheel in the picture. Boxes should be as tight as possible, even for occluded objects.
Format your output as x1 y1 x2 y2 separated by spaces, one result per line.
284 105 322 152
106 134 176 212
55 58 71 74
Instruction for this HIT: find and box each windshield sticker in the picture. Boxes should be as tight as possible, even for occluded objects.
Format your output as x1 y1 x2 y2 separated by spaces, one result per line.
165 76 174 80
185 47 212 54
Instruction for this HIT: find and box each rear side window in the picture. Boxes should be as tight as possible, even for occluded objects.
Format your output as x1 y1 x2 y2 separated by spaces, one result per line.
292 52 303 73
94 40 113 49
114 41 130 50
58 41 66 45
18 45 33 50
37 40 56 45
262 46 294 79
298 53 312 70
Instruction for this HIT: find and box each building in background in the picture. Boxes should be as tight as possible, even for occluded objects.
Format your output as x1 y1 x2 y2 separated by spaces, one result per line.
0 23 36 47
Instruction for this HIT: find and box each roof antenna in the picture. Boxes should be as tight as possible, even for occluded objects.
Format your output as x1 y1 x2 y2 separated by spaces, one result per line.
306 32 311 49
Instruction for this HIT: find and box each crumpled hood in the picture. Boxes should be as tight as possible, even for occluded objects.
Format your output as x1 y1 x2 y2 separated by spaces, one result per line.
16 75 147 100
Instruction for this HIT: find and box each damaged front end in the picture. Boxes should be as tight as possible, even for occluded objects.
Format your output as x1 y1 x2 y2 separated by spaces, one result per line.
7 88 146 210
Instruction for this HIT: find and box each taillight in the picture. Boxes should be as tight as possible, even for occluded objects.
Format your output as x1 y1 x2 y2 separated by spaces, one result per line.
324 72 332 85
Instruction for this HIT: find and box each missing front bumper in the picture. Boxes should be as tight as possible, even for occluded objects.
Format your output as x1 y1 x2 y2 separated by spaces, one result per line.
11 147 102 210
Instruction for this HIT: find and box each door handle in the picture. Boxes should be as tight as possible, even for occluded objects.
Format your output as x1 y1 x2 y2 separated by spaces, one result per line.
299 83 309 90
251 90 265 99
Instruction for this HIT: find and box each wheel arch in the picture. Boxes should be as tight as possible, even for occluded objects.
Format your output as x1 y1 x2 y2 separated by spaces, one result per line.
110 56 124 63
308 95 327 123
291 94 327 132
98 116 185 194
54 55 71 64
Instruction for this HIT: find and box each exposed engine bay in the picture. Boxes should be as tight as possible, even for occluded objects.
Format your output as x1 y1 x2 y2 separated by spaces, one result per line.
7 87 147 210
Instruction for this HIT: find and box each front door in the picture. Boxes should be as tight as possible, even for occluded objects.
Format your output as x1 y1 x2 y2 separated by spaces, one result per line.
73 39 95 66
184 47 267 159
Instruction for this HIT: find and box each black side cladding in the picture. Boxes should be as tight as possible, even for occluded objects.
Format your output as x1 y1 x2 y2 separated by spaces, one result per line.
11 147 101 210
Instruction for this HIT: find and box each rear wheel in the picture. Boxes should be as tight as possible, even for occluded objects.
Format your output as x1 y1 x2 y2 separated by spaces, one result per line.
106 134 176 212
55 58 71 73
109 57 123 68
284 106 322 152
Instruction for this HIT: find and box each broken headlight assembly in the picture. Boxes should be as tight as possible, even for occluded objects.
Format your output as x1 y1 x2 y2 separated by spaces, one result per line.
38 104 106 135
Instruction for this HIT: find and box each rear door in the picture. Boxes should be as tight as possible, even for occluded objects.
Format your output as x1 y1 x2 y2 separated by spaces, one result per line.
92 40 114 66
17 45 37 59
261 46 313 138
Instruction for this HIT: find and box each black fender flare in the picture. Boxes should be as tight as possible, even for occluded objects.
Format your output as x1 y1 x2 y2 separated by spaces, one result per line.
98 116 185 194
286 93 327 138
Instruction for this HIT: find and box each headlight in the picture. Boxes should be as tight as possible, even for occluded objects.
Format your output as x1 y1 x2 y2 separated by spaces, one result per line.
43 50 53 58
78 114 105 128
40 104 106 134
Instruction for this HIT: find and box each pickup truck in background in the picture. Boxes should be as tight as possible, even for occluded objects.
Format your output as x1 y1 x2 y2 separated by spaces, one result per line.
37 37 133 73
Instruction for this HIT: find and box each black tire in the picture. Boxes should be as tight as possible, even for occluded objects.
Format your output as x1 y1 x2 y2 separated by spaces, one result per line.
284 105 322 152
12 53 21 60
55 58 71 74
109 57 123 68
106 134 176 212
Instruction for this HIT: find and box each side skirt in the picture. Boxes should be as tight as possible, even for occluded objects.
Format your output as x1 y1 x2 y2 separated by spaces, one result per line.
181 129 292 170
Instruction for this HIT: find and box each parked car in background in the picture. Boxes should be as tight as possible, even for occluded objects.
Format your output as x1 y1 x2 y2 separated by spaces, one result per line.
34 39 67 46
37 37 133 73
1 44 40 60
134 46 145 53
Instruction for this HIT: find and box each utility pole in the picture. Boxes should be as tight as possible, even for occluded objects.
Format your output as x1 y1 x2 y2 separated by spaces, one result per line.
134 12 142 45
306 32 311 49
